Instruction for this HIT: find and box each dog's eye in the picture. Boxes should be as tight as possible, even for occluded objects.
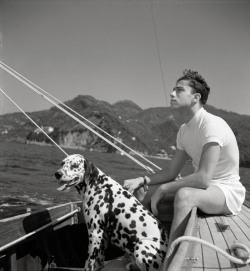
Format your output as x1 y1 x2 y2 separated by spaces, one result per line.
71 164 78 170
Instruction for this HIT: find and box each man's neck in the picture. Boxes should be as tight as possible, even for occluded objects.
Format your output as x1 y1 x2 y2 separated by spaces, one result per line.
180 104 203 123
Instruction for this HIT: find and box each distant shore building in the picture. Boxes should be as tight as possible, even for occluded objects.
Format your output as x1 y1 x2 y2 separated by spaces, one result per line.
34 126 54 134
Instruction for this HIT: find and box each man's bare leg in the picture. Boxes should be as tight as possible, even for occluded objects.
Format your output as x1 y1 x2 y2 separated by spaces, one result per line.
134 184 161 209
134 184 175 211
160 185 231 270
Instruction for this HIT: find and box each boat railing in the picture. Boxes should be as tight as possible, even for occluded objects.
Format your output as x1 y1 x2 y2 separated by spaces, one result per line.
0 201 83 253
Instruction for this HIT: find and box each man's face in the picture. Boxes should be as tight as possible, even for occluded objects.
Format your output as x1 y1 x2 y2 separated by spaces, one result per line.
170 80 195 109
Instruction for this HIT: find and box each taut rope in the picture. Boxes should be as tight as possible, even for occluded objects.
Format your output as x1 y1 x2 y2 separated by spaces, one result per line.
167 236 250 265
148 0 168 105
0 61 157 173
0 88 68 156
0 61 161 171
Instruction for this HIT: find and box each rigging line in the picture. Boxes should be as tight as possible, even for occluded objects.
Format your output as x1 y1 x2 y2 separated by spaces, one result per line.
0 88 68 157
0 61 161 171
0 34 3 113
148 0 168 106
0 64 154 174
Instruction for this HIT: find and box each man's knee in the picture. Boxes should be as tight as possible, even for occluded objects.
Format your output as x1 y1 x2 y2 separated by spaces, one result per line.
174 187 197 210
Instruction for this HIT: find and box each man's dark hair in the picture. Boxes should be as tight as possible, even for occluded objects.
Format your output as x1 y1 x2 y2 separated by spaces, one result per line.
177 69 210 105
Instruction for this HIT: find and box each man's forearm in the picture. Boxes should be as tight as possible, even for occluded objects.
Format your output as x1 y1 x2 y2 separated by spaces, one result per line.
160 172 209 195
145 168 179 186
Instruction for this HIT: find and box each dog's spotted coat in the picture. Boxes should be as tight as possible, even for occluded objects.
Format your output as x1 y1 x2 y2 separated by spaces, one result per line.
55 154 168 271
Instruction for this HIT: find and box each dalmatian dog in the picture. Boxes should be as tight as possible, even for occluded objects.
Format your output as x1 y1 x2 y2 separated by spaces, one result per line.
55 154 168 271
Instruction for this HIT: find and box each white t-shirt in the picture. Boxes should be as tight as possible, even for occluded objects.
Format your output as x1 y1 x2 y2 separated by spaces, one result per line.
176 107 246 214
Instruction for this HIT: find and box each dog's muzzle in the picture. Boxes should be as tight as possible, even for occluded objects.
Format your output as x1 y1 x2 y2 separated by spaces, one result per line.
56 173 83 191
55 171 63 180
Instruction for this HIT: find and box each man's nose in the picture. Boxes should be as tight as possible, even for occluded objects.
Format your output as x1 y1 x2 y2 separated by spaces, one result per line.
170 90 176 98
55 171 63 180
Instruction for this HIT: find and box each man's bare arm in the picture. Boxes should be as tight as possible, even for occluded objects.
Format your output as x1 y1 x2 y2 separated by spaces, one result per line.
161 142 221 194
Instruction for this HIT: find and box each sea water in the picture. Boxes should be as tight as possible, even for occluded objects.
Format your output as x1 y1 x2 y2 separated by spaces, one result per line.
0 141 249 219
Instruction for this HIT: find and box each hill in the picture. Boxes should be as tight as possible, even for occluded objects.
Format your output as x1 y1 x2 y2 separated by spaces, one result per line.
0 95 250 167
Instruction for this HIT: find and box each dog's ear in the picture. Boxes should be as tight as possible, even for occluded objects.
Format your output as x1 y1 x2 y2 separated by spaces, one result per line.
84 159 99 183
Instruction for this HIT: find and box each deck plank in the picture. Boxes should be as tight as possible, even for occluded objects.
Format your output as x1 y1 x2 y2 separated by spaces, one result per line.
172 202 250 270
218 215 250 270
190 220 203 271
230 216 250 246
206 216 237 270
240 206 250 220
213 216 240 270
191 213 250 271
196 215 220 270
237 210 250 229
206 215 250 271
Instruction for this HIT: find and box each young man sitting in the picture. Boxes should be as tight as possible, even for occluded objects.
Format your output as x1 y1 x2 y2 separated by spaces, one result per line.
123 69 246 268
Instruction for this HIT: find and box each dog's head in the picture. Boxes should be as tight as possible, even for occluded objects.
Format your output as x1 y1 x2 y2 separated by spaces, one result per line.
55 154 98 191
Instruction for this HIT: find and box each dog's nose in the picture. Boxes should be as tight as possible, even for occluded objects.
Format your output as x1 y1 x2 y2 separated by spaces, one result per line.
55 171 63 180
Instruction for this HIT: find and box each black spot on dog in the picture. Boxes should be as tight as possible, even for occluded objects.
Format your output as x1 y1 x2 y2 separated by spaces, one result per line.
125 213 131 219
122 190 132 199
153 262 160 269
139 216 144 222
130 207 137 213
118 203 125 208
114 208 121 215
129 220 136 229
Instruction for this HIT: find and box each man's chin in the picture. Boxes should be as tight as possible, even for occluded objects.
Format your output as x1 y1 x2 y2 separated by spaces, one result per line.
170 103 179 109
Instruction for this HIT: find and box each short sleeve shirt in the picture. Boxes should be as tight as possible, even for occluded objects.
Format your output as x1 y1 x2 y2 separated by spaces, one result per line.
176 108 240 182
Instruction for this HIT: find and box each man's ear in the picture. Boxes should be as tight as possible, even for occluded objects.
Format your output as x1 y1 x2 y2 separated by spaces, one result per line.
194 93 201 102
84 159 99 182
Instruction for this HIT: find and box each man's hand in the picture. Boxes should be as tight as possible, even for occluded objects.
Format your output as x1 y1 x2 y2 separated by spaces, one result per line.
151 185 165 216
123 177 143 193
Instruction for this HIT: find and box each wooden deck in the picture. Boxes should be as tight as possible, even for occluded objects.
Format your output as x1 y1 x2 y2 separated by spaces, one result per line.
101 200 250 271
1 200 250 271
169 201 250 270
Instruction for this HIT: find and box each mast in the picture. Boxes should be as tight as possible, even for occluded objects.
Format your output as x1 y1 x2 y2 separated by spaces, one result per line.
149 0 168 106
0 29 3 114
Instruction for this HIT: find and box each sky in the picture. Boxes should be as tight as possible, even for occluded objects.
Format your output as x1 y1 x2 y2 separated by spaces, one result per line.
0 0 250 116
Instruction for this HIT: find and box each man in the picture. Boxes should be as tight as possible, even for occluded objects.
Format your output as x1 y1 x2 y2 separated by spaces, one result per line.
123 69 246 268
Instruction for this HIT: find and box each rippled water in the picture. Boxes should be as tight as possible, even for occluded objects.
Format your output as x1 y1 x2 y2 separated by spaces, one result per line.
0 141 165 218
0 141 249 219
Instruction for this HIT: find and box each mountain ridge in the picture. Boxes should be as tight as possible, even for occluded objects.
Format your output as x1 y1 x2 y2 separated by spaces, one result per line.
1 95 250 167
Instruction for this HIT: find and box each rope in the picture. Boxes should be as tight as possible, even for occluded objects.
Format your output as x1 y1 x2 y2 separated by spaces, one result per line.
167 236 250 265
0 62 155 173
0 61 161 171
148 0 168 106
0 88 68 157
